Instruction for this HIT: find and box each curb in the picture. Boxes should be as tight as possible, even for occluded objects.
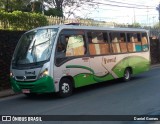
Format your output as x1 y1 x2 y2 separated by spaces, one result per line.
151 64 160 69
0 89 15 98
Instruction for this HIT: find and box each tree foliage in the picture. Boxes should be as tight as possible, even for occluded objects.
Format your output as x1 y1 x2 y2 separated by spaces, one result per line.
0 0 25 12
44 8 62 16
128 22 142 28
153 22 160 28
0 10 48 30
0 0 97 18
46 0 97 18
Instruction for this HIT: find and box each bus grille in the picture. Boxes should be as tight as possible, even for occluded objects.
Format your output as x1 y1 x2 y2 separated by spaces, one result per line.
16 76 36 81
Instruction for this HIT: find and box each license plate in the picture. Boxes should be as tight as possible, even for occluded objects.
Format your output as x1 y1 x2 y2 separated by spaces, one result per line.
22 89 30 93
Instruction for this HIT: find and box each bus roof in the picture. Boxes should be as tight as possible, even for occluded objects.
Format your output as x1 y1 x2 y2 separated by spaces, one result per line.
32 24 148 32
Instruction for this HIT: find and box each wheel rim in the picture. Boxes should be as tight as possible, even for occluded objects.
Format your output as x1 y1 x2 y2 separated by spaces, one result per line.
125 70 130 80
61 83 70 93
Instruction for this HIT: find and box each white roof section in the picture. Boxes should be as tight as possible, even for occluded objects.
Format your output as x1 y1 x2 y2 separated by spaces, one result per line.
33 24 148 32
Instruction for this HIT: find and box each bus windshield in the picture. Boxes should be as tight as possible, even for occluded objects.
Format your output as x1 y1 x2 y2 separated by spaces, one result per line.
12 28 58 65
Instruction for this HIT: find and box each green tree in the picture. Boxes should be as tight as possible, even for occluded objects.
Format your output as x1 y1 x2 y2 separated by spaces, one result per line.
0 0 97 17
30 1 42 13
44 8 62 16
0 1 3 9
0 0 29 12
43 0 97 18
0 0 8 11
0 10 48 30
153 22 160 28
129 22 142 28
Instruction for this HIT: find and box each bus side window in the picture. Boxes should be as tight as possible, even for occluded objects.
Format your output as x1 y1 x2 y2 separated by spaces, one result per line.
134 33 142 52
119 33 127 53
110 32 121 53
88 31 110 55
65 35 86 57
141 33 149 51
56 35 67 58
127 33 143 52
127 33 135 52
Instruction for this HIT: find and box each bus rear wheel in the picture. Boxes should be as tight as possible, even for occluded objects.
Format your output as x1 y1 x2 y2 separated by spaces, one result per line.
58 78 73 98
123 68 131 82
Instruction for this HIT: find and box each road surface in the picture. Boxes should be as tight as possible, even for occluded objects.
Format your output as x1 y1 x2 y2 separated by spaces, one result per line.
0 66 160 124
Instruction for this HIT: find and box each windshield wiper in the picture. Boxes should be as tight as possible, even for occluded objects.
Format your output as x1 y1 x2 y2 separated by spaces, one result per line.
31 39 37 63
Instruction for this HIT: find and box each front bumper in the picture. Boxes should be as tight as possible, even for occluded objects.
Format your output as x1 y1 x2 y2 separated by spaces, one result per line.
10 76 54 94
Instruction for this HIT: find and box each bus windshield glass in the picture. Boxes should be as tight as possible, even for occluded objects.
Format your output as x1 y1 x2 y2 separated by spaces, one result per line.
13 28 58 65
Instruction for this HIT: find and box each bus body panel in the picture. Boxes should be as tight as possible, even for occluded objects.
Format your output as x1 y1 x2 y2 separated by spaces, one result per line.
53 57 91 91
10 61 55 93
11 51 150 93
53 52 150 91
10 76 54 93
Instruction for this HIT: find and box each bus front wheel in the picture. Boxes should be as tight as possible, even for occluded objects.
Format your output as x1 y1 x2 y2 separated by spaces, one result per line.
58 78 73 98
123 68 131 82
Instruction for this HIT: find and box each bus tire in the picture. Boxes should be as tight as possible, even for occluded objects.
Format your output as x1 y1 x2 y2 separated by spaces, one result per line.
58 78 73 98
123 68 131 82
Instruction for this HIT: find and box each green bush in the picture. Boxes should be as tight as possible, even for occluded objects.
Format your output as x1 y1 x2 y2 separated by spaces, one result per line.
0 10 48 30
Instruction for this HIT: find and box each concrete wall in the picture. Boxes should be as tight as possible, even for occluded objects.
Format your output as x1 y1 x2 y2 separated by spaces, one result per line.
0 30 25 90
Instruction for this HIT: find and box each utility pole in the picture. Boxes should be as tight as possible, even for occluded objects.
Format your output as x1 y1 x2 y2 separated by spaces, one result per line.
133 8 136 24
156 3 160 27
41 0 44 15
152 16 155 27
147 6 149 26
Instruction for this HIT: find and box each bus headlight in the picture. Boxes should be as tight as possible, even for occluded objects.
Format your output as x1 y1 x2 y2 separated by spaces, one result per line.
39 69 49 78
10 72 14 78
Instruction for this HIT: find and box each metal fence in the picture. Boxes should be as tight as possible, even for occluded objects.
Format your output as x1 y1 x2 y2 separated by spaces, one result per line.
46 16 116 26
0 16 116 30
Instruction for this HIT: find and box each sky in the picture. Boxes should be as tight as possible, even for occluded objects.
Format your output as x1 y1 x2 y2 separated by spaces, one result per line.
68 0 160 26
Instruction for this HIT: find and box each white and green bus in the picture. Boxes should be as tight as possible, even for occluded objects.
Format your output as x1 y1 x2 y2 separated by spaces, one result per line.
10 25 150 97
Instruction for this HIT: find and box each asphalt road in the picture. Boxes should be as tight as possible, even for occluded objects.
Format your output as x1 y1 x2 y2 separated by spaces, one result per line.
1 66 160 124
